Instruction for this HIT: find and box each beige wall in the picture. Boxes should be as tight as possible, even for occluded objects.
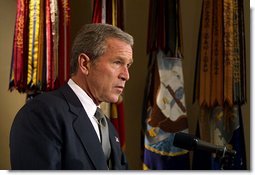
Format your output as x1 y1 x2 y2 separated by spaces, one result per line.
0 0 26 169
0 0 250 170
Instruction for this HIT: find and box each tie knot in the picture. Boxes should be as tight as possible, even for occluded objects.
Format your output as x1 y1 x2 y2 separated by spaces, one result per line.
95 107 104 120
94 107 106 127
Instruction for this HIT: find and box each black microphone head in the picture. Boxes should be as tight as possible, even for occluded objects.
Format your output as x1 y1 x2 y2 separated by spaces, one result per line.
173 132 197 150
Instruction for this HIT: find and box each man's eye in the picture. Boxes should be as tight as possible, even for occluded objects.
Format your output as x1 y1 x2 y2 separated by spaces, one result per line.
114 61 122 65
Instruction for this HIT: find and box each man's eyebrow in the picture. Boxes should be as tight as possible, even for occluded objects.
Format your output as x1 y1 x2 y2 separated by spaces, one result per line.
115 57 133 63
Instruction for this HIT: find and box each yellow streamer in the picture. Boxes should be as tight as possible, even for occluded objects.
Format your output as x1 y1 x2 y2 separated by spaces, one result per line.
27 0 40 88
112 0 117 26
37 0 44 90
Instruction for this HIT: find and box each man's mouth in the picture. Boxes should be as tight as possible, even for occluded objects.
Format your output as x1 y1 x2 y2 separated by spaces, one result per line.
115 86 124 92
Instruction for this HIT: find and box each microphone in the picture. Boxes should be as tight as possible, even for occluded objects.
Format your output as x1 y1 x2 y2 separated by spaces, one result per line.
173 132 236 157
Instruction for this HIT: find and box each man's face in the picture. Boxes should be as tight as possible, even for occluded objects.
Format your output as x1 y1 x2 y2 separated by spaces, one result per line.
86 38 133 104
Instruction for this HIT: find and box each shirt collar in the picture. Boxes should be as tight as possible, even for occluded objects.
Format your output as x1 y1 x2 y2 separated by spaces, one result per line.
67 79 97 117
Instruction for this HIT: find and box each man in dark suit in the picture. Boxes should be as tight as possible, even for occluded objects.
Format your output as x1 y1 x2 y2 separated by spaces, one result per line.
10 23 134 170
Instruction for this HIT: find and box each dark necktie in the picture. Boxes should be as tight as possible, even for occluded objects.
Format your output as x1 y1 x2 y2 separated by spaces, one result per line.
94 107 111 161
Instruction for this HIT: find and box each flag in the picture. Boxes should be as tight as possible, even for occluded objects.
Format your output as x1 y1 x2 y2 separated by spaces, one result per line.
9 0 71 94
192 0 247 170
142 0 190 170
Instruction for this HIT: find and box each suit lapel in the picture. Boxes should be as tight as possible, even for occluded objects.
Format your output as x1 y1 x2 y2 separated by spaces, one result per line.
60 84 108 170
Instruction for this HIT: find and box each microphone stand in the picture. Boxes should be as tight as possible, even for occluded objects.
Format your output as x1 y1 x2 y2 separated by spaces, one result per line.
214 146 235 170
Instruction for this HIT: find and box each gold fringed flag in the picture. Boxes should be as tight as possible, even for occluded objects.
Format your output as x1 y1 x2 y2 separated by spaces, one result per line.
193 0 247 170
142 0 190 170
9 0 70 94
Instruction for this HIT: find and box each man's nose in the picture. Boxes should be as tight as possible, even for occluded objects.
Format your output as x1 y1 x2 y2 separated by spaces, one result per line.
119 66 129 81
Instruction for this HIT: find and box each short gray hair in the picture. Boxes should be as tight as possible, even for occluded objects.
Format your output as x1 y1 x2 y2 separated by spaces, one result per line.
70 23 134 75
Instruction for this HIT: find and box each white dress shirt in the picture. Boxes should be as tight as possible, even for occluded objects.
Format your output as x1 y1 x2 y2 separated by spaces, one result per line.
67 79 101 141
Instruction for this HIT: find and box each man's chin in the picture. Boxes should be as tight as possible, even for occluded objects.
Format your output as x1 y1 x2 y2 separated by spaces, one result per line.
107 95 120 103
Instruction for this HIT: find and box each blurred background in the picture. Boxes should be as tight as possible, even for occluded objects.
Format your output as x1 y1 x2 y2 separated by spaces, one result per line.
0 0 250 170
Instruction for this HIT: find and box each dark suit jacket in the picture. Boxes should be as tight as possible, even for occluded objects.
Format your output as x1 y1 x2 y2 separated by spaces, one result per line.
10 84 128 170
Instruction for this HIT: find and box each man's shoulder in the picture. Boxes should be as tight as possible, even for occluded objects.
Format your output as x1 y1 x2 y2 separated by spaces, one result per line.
24 85 70 108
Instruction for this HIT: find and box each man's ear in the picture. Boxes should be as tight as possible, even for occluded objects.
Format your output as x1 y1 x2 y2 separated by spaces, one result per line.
78 53 90 75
